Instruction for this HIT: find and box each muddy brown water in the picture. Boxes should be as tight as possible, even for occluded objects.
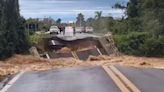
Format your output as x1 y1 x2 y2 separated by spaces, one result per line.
0 76 5 82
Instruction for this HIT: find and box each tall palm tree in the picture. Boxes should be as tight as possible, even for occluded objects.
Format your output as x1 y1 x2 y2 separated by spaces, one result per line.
95 11 102 20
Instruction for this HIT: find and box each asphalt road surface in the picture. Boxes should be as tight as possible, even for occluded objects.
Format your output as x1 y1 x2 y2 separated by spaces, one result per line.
2 66 164 92
116 66 164 92
5 66 120 92
56 26 99 41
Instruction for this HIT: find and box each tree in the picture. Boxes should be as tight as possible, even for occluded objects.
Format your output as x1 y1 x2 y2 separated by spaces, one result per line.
86 17 94 26
0 0 30 59
95 11 102 20
76 13 85 27
139 0 164 36
113 3 126 9
56 18 61 25
16 16 30 53
112 0 164 56
127 0 139 18
93 11 103 31
85 12 114 32
3 0 20 56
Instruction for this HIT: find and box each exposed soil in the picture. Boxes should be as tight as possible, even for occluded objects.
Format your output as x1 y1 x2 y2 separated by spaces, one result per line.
0 54 164 76
87 55 164 67
0 55 93 76
0 75 5 82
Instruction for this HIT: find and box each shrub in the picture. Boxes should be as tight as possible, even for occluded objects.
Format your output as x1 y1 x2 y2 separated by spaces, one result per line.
29 33 48 45
113 32 164 56
140 37 164 56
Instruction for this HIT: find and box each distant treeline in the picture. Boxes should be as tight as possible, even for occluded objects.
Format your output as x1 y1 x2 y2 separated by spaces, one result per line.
0 0 29 59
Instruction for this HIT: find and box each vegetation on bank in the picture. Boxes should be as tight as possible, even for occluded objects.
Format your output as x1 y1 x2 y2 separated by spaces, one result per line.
29 33 48 45
114 32 164 56
112 0 164 56
85 0 164 56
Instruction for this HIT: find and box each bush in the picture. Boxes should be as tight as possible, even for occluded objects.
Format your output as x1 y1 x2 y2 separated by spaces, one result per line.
114 32 164 56
29 33 48 45
140 37 164 56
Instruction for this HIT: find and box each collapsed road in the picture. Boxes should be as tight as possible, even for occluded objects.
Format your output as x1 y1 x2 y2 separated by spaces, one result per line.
40 33 119 61
6 31 163 92
1 65 164 92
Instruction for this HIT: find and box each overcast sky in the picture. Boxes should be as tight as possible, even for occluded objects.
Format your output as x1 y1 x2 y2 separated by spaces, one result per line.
19 0 128 22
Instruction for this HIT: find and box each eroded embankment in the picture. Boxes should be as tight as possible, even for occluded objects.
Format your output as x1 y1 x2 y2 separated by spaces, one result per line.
0 54 164 77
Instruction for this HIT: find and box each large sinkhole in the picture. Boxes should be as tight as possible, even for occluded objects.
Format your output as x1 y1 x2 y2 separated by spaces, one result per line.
37 34 118 60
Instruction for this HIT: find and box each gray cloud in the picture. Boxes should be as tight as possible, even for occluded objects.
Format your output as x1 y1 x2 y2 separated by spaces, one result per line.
19 0 128 21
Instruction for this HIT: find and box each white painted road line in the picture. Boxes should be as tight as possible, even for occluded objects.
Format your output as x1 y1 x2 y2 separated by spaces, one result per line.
46 53 50 59
96 47 103 55
0 71 25 92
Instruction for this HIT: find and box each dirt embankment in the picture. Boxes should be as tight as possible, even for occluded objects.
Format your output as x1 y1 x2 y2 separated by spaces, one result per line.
0 54 164 76
87 55 164 67
0 55 92 76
